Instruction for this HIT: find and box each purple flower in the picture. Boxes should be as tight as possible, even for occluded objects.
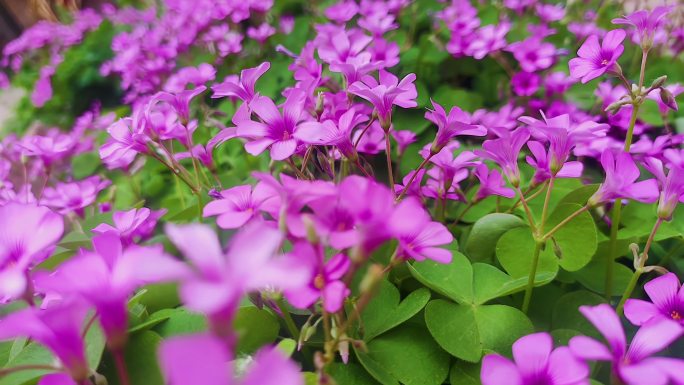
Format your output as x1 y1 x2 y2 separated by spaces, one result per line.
643 157 684 220
324 1 359 23
247 23 276 45
294 108 368 159
625 273 684 326
468 22 510 60
569 29 626 83
481 332 589 385
236 90 307 161
570 304 684 385
0 301 90 382
92 207 166 246
536 3 565 24
511 72 541 97
211 62 270 103
473 163 516 201
166 221 311 339
0 203 63 300
526 141 583 185
477 127 531 187
31 65 56 107
159 334 303 385
100 112 150 169
425 100 486 153
203 182 278 229
612 6 672 49
506 37 557 72
389 197 453 263
587 151 659 206
348 70 417 129
41 176 110 216
35 232 188 348
286 244 350 313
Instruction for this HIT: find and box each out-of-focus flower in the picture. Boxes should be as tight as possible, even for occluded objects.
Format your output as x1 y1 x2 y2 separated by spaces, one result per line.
481 332 589 385
511 72 541 97
612 6 672 49
92 207 166 245
203 183 278 229
41 176 110 216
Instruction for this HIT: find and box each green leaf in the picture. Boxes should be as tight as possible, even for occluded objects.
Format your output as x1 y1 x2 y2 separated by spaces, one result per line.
153 308 207 338
571 257 633 296
329 362 381 385
496 227 558 279
408 251 473 304
0 343 53 385
276 339 297 357
552 291 605 339
367 324 450 385
465 213 525 263
361 280 431 341
128 309 173 334
545 203 597 272
234 307 280 355
353 345 399 385
449 360 481 385
424 300 533 362
558 184 599 207
119 331 164 385
71 151 100 179
85 322 106 370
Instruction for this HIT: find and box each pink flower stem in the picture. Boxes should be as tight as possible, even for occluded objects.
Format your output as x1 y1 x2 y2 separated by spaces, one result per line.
113 349 131 385
396 154 433 202
616 217 663 316
353 117 376 148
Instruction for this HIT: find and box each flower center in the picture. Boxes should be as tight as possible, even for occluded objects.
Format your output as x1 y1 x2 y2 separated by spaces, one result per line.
601 59 609 66
313 274 325 289
671 310 682 321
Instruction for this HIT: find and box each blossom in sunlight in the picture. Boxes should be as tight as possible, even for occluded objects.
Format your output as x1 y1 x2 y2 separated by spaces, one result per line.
569 29 626 83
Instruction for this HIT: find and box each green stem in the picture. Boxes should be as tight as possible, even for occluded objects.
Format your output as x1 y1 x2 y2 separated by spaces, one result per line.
539 177 555 234
522 241 544 314
276 298 300 341
384 132 395 195
542 205 589 241
514 186 537 232
0 364 58 377
396 155 432 202
605 201 622 299
616 218 663 315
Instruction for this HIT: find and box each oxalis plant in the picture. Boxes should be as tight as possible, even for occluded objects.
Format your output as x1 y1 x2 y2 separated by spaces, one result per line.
0 1 683 385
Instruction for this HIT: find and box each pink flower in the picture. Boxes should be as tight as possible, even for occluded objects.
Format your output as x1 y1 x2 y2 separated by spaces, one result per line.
166 221 310 339
481 332 589 385
612 6 672 48
41 176 110 216
570 304 684 385
526 141 583 185
100 112 150 169
511 72 541 97
425 100 486 153
35 233 188 348
211 62 270 103
247 23 276 44
625 273 684 326
294 107 368 159
159 335 303 385
569 29 626 83
348 70 417 129
324 1 358 23
285 244 350 312
473 163 516 201
587 151 659 206
643 157 684 220
236 90 308 160
0 203 63 300
389 197 453 263
92 207 166 245
468 22 510 60
203 182 278 229
506 37 557 72
0 302 91 383
477 127 530 187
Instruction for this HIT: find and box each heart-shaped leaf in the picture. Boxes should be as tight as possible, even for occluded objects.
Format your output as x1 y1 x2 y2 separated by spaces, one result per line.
362 280 431 340
465 213 525 263
545 203 597 272
408 251 473 304
496 227 558 278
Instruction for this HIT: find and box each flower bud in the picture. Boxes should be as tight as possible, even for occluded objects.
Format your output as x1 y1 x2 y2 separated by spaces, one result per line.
650 75 667 90
659 87 678 111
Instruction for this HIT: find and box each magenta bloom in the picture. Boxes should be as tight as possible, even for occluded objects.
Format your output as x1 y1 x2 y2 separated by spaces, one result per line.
166 221 310 339
247 23 276 45
294 108 368 159
389 197 453 263
570 304 684 385
286 244 350 313
511 72 541 97
526 141 583 185
473 163 516 201
425 100 486 153
625 273 684 326
92 207 166 245
41 176 110 216
506 37 556 72
643 157 684 220
100 112 150 169
211 62 270 103
0 301 90 382
348 70 417 129
612 6 672 47
0 203 63 300
481 332 589 385
236 90 307 160
203 182 278 229
587 151 659 206
159 334 303 385
477 127 530 187
36 233 189 348
569 29 626 83
324 1 358 23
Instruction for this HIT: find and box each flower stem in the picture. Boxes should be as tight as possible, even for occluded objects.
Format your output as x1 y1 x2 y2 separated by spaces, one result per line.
605 201 622 299
514 186 537 232
396 155 432 202
384 132 395 194
353 118 375 148
542 205 589 241
522 241 544 314
539 177 554 234
113 349 131 385
616 218 663 315
276 298 300 341
0 364 58 377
